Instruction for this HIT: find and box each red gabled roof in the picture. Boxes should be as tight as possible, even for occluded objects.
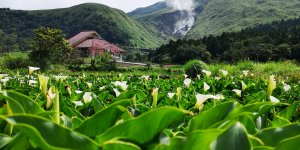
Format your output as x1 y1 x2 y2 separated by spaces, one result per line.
68 31 126 53
68 31 101 47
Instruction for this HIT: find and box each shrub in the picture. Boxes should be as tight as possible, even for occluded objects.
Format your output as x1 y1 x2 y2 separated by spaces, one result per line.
236 60 255 71
3 56 31 69
184 60 208 78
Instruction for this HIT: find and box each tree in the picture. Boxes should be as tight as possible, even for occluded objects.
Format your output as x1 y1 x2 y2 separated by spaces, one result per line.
29 27 72 70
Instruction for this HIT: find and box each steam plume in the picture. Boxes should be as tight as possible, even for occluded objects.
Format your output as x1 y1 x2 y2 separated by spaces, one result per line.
166 0 195 36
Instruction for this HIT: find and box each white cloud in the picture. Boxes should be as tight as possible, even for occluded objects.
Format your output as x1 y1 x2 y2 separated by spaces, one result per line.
0 0 163 12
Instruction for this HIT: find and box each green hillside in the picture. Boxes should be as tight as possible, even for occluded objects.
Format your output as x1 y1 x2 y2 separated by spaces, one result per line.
188 0 300 38
129 0 300 39
0 3 163 52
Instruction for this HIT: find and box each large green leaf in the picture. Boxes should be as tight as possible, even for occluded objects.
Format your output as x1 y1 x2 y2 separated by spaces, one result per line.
211 122 251 150
188 102 235 132
184 129 223 150
1 133 29 150
96 107 188 145
75 99 132 137
0 115 99 150
276 135 300 150
226 102 279 119
103 140 141 150
278 101 299 120
5 91 44 114
154 136 186 150
256 123 300 147
271 115 290 127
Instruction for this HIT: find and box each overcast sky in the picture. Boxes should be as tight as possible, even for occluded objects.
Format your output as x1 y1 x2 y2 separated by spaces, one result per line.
0 0 163 12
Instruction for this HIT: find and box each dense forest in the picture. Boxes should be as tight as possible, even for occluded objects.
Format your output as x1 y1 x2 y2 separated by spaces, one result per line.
150 17 300 64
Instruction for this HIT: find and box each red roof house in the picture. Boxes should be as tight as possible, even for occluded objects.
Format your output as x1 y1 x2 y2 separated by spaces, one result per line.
68 31 126 61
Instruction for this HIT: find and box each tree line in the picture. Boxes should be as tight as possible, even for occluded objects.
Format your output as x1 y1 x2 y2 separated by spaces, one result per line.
150 17 300 64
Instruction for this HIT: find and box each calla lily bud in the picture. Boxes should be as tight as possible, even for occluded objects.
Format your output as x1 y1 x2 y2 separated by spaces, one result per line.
176 87 182 101
241 81 247 91
65 85 72 96
151 88 159 109
267 75 276 98
46 86 56 109
86 82 92 89
38 75 49 99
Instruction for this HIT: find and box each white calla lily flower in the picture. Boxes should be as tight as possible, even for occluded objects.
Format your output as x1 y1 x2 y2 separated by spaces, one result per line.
29 80 38 86
168 92 176 99
28 66 40 75
270 96 280 103
83 92 92 103
195 94 225 111
283 84 291 92
75 90 83 94
113 81 128 91
242 70 249 76
233 89 242 97
141 75 150 81
183 74 188 78
113 88 121 97
202 70 211 77
73 101 84 107
0 74 8 80
203 82 210 91
220 70 228 76
184 78 192 88
99 86 106 91
54 75 68 81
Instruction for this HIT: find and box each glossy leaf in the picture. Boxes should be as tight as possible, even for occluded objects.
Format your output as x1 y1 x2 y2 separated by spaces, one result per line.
211 122 251 150
0 115 99 150
1 133 29 150
184 129 222 150
276 135 300 150
256 123 300 147
5 91 44 114
103 140 141 150
75 99 132 137
189 102 235 132
96 107 188 145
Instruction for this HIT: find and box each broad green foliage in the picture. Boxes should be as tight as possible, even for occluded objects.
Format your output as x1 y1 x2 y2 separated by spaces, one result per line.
96 107 188 145
0 68 300 149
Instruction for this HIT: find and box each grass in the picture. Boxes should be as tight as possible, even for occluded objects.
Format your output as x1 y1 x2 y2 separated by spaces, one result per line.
1 51 299 81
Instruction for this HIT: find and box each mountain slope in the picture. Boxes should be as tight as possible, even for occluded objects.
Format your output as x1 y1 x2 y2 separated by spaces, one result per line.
188 0 300 38
129 2 177 39
0 3 163 51
129 0 300 39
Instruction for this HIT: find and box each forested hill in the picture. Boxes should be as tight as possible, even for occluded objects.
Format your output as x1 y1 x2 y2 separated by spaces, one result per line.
129 0 300 39
0 3 164 52
150 17 300 64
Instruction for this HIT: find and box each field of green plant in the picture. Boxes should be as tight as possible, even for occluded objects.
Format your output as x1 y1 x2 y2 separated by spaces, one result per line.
0 65 300 149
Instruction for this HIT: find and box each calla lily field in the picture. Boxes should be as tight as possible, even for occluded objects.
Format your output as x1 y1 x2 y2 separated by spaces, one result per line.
0 65 300 150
